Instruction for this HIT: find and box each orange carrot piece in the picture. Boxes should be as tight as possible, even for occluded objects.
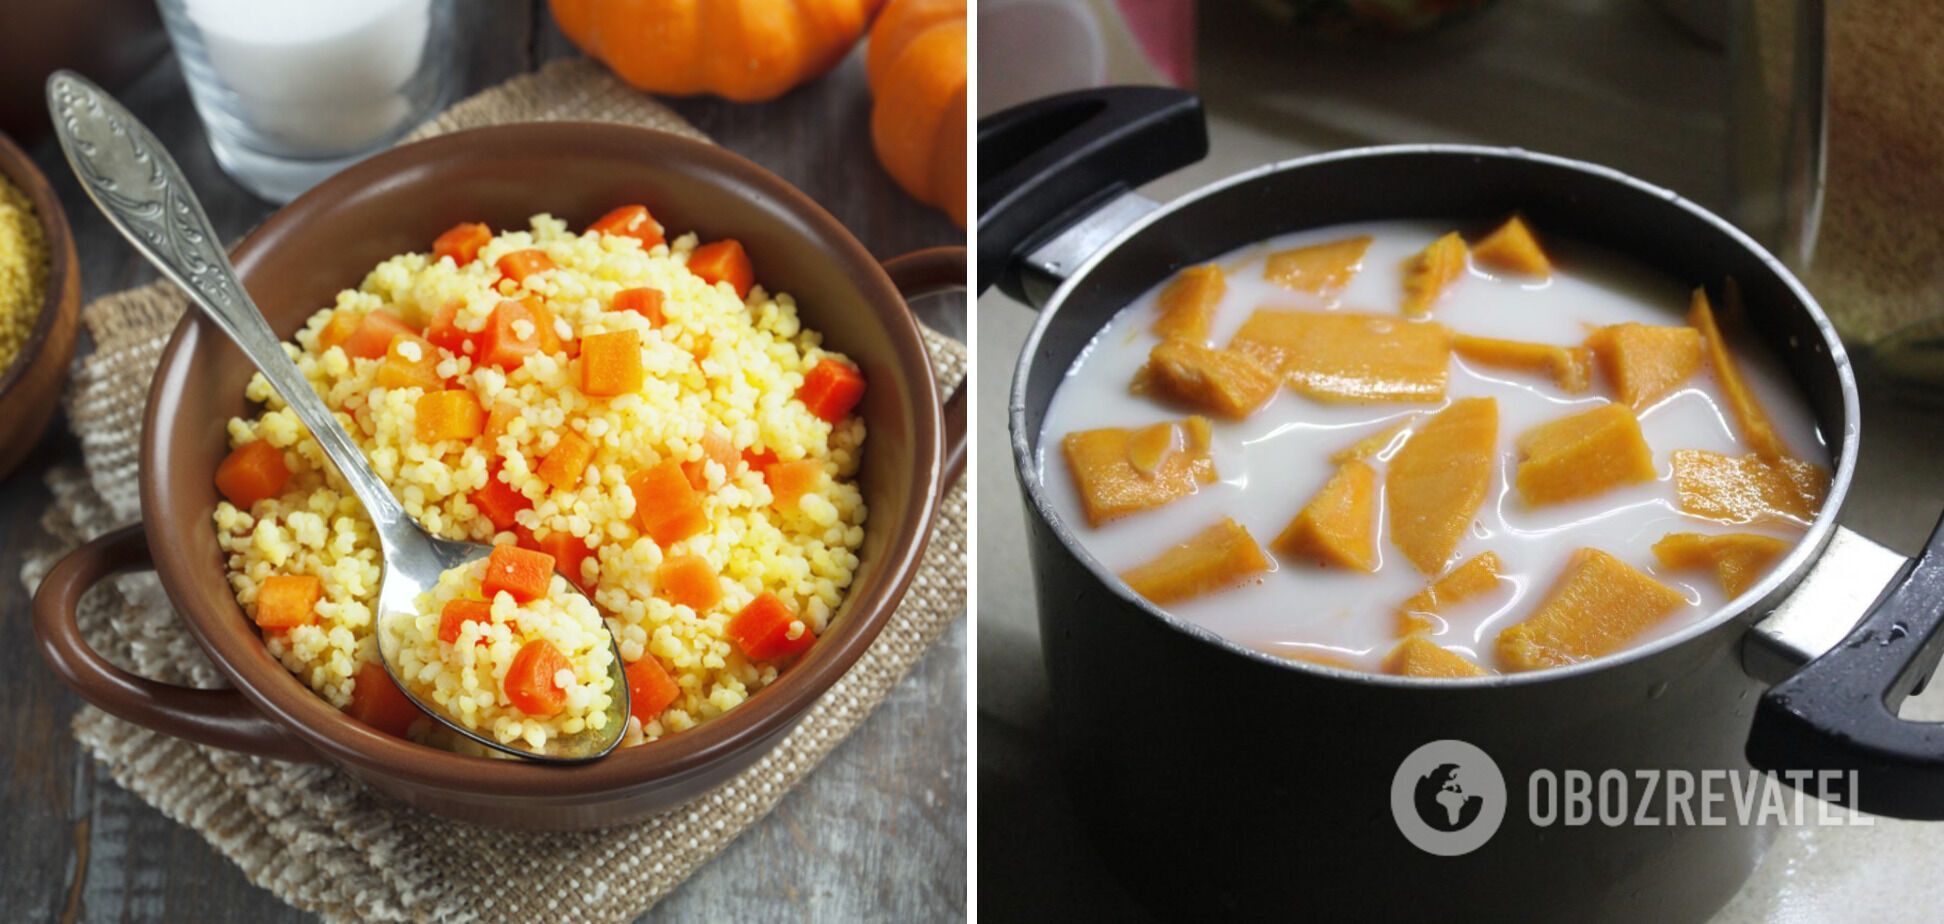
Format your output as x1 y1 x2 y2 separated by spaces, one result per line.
425 301 477 357
798 358 866 423
432 222 492 266
476 299 546 371
613 286 667 326
657 553 723 610
537 431 595 491
504 639 570 716
628 460 708 546
374 335 443 391
316 309 362 353
518 526 594 593
470 459 533 532
688 240 753 298
215 440 290 508
482 544 555 604
682 430 740 489
581 329 644 397
625 656 681 722
438 598 495 644
495 249 557 285
483 398 521 443
765 459 824 511
254 574 322 630
342 310 417 361
588 204 666 250
728 592 813 660
743 447 780 473
347 660 423 737
414 389 484 443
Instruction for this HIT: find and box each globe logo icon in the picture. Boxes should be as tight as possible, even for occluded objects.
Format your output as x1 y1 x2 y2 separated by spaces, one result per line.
1391 740 1507 855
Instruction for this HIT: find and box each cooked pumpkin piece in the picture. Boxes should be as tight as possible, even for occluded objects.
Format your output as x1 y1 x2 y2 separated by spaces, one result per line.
1273 460 1379 572
1586 323 1703 410
1451 334 1592 392
1514 403 1657 506
1396 551 1504 636
1120 517 1272 605
1470 216 1551 277
1061 417 1218 526
1262 235 1372 295
1331 417 1413 464
1387 397 1498 574
1670 449 1828 526
1689 286 1788 460
1384 636 1490 678
1154 264 1227 342
1132 338 1279 418
1651 531 1792 597
1496 548 1687 671
1401 232 1468 316
1229 309 1450 403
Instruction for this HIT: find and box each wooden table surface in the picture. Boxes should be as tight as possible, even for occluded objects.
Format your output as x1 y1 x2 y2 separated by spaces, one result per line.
0 5 965 921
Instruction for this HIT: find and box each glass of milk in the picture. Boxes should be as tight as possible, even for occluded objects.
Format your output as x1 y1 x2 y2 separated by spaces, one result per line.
156 0 454 202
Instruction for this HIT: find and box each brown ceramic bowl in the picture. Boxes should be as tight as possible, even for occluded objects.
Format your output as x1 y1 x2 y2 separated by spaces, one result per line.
0 129 81 482
32 122 966 829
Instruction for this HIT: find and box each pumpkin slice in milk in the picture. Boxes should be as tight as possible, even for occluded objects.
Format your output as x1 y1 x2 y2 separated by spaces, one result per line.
1062 416 1217 527
1230 310 1450 403
1396 551 1504 636
1153 264 1227 342
1383 635 1490 678
1586 323 1702 410
1652 532 1792 597
1670 450 1827 526
1121 517 1271 605
1273 460 1379 572
1514 403 1656 506
1496 548 1687 671
1451 334 1593 392
1387 397 1497 574
1689 286 1789 460
1470 216 1551 277
1263 235 1371 294
1401 232 1468 316
1132 338 1279 419
1332 417 1414 464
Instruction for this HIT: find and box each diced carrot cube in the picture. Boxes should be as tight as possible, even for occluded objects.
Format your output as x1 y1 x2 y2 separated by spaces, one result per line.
1401 232 1468 317
1263 235 1372 295
1387 398 1498 574
254 574 322 629
581 329 644 397
470 459 534 532
688 240 754 298
1120 517 1272 605
1383 636 1490 678
629 460 708 547
504 639 570 716
432 222 492 266
483 398 521 443
728 592 813 660
1061 417 1218 527
342 310 417 361
375 335 443 391
1496 548 1687 671
589 204 666 250
625 656 682 722
1153 264 1227 342
438 598 495 644
657 554 723 610
495 249 557 285
743 447 780 473
613 287 666 326
1470 216 1551 277
683 430 739 489
520 296 571 357
1230 309 1449 404
1132 338 1278 419
317 309 363 353
215 439 290 508
798 358 866 422
347 660 423 737
477 299 545 371
764 458 825 511
414 389 484 443
425 301 477 357
537 431 595 491
1273 460 1379 572
517 525 594 592
482 544 555 604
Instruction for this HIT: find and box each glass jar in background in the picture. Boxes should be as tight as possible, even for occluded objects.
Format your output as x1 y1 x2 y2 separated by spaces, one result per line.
155 0 455 203
1730 0 1944 389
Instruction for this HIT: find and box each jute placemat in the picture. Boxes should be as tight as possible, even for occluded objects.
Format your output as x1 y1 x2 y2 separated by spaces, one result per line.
21 58 966 922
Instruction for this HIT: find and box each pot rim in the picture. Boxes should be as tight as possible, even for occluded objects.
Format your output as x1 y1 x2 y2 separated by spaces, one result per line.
1008 142 1859 689
140 121 946 793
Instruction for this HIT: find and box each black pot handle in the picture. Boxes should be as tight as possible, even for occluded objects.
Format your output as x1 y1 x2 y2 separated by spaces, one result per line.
976 86 1208 300
1746 510 1944 818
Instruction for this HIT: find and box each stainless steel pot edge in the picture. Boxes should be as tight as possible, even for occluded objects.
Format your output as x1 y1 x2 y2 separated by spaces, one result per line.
1006 142 1868 689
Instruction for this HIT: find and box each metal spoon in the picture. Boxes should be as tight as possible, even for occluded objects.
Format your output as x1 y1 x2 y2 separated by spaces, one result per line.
47 71 628 763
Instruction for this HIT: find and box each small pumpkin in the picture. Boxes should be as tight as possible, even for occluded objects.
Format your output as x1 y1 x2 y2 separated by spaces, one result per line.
867 0 966 226
550 0 885 103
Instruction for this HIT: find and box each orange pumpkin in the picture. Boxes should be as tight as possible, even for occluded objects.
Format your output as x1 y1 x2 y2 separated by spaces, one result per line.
550 0 885 103
866 0 966 226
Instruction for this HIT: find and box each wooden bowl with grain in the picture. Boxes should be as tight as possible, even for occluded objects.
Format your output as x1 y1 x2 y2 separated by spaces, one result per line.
0 129 81 482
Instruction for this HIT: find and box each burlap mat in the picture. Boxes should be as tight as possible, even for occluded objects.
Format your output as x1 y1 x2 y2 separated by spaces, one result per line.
21 58 966 922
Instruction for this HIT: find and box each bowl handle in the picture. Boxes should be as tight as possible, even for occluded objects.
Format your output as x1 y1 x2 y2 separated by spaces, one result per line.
1746 509 1944 818
32 524 318 762
883 246 968 494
